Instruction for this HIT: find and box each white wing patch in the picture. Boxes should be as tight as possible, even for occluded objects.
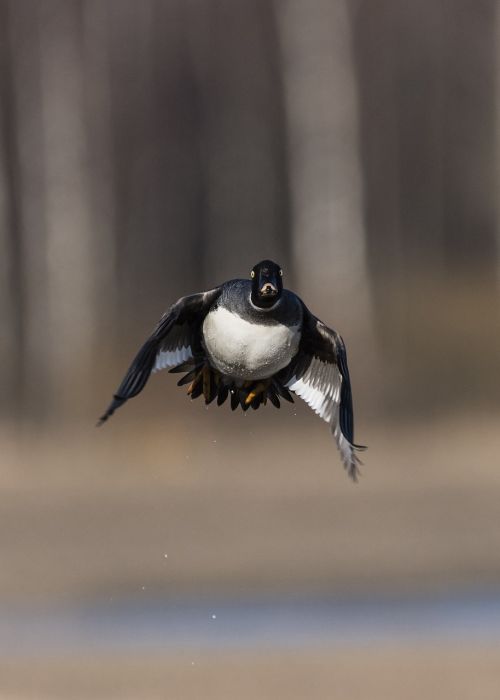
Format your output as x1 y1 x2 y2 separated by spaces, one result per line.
286 357 360 477
287 357 341 422
153 345 193 373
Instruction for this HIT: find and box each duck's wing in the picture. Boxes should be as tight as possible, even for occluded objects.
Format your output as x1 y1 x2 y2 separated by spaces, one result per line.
97 287 221 425
283 303 365 480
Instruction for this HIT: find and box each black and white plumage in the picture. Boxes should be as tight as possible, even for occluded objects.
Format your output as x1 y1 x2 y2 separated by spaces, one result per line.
98 260 365 479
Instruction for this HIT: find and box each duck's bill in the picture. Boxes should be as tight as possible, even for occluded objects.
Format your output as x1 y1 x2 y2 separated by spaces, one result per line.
260 283 278 296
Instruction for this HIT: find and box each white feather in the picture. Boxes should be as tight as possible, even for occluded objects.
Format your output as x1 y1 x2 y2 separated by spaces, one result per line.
287 359 360 476
287 359 341 422
153 345 192 373
202 306 301 380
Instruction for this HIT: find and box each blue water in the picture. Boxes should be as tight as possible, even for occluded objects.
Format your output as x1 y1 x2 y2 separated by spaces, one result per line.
2 592 500 656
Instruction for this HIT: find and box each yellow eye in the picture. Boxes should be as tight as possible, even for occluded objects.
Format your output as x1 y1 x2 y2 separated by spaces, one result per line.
279 269 283 276
251 270 255 278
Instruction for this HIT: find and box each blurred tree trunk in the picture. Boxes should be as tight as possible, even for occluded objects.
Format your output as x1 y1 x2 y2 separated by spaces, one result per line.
440 0 497 274
350 0 498 413
81 0 118 362
351 0 497 279
275 0 376 398
2 0 53 420
0 0 23 418
37 0 97 417
186 0 292 285
2 0 120 419
350 1 446 279
107 0 209 339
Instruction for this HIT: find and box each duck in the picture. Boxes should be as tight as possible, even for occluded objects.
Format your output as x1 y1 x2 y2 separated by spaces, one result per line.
98 260 365 479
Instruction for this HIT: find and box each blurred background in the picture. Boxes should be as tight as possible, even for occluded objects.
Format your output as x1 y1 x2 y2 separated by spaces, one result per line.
1 0 500 698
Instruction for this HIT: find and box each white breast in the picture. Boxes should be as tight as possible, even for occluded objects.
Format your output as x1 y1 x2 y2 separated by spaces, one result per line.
202 307 300 380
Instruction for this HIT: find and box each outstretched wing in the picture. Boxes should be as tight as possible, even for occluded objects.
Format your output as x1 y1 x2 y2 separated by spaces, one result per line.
284 304 365 480
98 287 221 425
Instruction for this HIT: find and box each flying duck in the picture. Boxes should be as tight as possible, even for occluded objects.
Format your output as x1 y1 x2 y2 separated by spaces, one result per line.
98 260 365 479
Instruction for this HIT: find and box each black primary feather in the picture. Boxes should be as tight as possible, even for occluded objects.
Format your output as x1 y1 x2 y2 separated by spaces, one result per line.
230 391 239 411
177 367 200 387
97 288 221 425
217 383 229 406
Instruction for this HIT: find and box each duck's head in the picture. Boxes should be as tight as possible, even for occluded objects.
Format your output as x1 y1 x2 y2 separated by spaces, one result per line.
250 259 283 308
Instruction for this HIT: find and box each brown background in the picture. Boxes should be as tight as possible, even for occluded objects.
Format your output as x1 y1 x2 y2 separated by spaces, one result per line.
1 1 500 697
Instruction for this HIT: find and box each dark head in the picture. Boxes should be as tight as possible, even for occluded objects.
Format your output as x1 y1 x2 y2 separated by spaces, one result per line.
250 259 283 308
